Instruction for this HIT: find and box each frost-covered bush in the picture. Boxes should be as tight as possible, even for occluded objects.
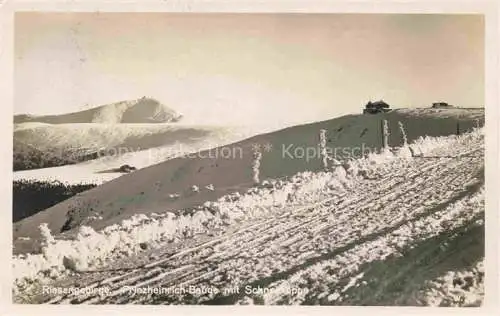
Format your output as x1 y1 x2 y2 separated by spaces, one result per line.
13 210 218 286
13 169 358 287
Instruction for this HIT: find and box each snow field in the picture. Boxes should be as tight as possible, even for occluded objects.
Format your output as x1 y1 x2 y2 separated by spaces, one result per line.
12 128 484 301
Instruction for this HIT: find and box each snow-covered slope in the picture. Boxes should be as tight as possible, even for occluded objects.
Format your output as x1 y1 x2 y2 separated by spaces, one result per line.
14 97 182 124
13 128 485 305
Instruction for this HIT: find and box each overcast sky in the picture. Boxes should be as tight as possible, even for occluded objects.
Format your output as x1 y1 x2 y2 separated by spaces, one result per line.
15 13 484 126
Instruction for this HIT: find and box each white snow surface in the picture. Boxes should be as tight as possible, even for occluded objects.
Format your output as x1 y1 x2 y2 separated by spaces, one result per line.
14 123 264 184
13 128 485 305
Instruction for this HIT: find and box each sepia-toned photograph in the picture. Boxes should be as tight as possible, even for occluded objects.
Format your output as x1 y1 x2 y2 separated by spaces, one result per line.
10 9 491 307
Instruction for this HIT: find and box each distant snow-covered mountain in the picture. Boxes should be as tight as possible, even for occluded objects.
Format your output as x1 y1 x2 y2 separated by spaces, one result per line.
14 97 183 124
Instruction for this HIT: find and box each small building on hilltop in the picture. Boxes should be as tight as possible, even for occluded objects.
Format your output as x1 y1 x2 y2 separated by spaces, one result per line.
363 100 391 114
431 102 455 109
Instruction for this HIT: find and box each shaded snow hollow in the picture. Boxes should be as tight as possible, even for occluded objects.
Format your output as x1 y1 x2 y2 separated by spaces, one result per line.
13 108 484 248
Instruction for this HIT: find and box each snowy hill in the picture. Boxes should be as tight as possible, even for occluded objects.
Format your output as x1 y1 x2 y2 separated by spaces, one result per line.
14 97 182 124
13 122 259 173
13 108 484 255
13 126 485 305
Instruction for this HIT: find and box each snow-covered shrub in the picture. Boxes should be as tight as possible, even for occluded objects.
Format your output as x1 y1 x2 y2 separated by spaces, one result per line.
13 128 484 291
13 180 96 222
394 146 413 159
169 193 180 199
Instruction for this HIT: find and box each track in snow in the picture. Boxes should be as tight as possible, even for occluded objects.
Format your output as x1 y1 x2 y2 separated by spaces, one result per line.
27 136 485 305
